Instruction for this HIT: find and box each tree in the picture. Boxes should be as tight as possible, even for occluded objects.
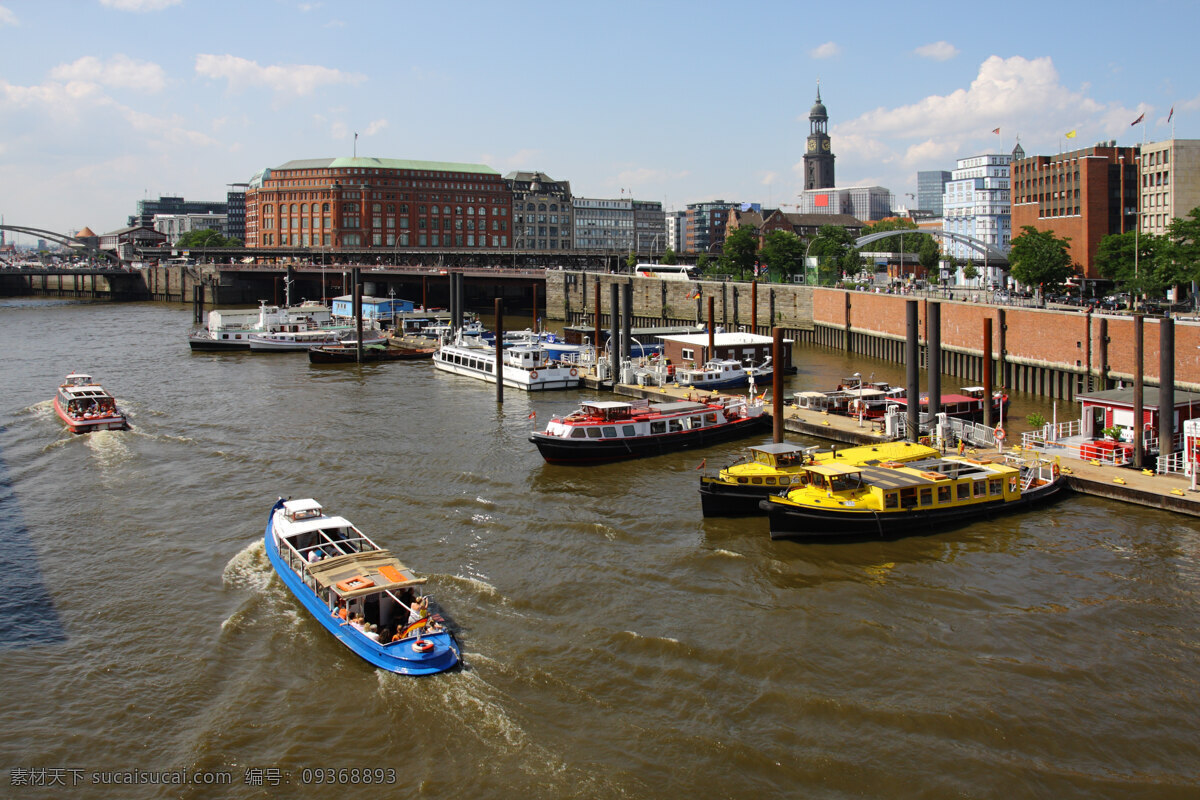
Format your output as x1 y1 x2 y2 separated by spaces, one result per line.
695 254 713 275
625 251 638 272
1095 231 1164 297
660 248 678 265
962 263 979 284
177 228 238 248
918 236 940 275
807 225 857 285
1162 206 1200 289
758 229 805 282
719 226 759 280
1008 226 1078 293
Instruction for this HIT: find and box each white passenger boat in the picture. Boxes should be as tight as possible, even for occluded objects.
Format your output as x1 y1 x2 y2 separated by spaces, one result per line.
52 372 129 434
433 334 581 391
264 497 460 675
248 327 388 352
188 300 336 351
674 357 772 390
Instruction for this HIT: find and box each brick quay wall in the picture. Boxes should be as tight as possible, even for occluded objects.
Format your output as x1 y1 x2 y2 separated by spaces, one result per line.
546 271 1200 398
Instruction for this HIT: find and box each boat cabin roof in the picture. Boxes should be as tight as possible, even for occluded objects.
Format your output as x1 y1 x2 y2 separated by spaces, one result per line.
751 442 810 456
806 462 866 477
64 373 94 385
281 498 324 520
306 549 426 599
649 401 711 414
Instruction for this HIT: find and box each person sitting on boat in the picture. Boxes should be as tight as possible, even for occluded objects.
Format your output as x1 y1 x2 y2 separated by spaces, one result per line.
363 623 380 642
349 614 367 632
407 596 429 629
306 548 323 563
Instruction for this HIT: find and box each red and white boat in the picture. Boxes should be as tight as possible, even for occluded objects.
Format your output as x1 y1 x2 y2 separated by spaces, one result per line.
53 372 129 434
529 395 769 464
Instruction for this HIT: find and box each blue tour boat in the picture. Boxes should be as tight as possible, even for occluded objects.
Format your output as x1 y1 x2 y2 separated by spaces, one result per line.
264 497 459 675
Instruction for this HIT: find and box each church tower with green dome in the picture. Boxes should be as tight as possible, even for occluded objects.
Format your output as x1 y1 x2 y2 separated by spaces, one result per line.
803 84 836 190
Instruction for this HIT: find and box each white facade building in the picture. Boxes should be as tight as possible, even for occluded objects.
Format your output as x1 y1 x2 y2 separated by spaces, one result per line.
152 212 227 244
1139 139 1200 236
796 186 893 221
664 210 686 252
942 154 1012 267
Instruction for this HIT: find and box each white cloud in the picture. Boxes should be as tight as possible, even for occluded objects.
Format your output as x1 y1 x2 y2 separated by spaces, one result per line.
760 171 779 186
914 41 959 61
1179 92 1200 113
298 2 323 11
810 42 840 59
363 119 388 136
330 121 349 139
99 0 181 10
50 55 166 93
195 54 366 97
0 5 18 26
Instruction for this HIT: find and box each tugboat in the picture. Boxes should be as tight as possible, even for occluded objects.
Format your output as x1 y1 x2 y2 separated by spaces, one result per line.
760 454 1067 541
699 440 938 517
52 372 129 434
530 395 769 464
264 497 460 675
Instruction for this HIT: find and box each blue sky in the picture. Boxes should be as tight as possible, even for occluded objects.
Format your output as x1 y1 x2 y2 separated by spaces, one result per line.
1 0 1195 238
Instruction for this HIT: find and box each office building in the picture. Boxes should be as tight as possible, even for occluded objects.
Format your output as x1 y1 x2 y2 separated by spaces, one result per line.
685 201 733 253
942 151 1014 264
797 186 891 221
505 171 572 251
917 170 952 216
1011 142 1139 278
244 156 512 250
226 183 248 243
128 195 228 229
1138 139 1200 236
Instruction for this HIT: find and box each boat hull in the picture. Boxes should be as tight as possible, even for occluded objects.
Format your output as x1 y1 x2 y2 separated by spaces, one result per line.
699 478 787 517
762 477 1068 541
531 415 770 465
308 346 435 364
263 520 459 675
433 358 581 391
188 334 252 351
53 396 128 434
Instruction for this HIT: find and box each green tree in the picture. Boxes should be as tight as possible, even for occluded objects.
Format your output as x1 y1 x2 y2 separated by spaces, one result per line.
758 229 805 282
1162 206 1200 289
695 254 712 275
919 236 940 275
177 228 238 248
660 248 678 265
719 225 760 280
625 251 638 272
1008 226 1078 293
808 225 857 285
1095 230 1164 297
962 263 979 284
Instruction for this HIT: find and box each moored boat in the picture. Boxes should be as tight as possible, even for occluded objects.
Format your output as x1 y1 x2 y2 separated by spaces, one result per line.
699 440 939 517
248 327 388 352
673 357 772 390
52 372 129 434
188 300 336 351
530 395 769 464
308 343 436 364
264 497 460 676
760 453 1067 540
433 334 581 391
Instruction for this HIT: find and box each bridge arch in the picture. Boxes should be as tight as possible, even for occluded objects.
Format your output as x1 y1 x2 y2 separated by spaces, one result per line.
854 229 1007 264
0 224 117 261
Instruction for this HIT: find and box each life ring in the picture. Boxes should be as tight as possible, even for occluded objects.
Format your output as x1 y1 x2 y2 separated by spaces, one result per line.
994 426 1006 441
569 368 578 377
335 575 375 592
530 370 538 379
412 638 434 653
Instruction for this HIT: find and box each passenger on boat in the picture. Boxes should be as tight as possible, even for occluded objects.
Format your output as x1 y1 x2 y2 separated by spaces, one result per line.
306 548 323 563
407 596 429 629
363 624 380 642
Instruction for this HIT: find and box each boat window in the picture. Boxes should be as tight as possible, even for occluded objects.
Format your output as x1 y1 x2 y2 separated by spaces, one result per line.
884 492 899 509
900 488 918 508
691 416 703 428
937 485 951 503
622 425 636 437
586 427 602 439
957 483 971 500
919 488 933 506
737 477 748 484
650 421 666 434
602 426 618 437
569 428 586 439
989 478 1003 496
751 477 762 485
765 477 776 485
705 413 717 423
973 481 986 498
668 419 683 432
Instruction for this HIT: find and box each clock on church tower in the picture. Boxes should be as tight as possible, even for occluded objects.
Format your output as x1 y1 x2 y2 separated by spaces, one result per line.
803 84 836 190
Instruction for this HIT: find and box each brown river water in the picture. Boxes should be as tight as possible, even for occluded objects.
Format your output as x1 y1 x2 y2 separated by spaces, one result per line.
1 299 1198 799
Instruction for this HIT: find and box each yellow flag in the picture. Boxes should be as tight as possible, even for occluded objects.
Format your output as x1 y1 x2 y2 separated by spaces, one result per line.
1065 130 1077 139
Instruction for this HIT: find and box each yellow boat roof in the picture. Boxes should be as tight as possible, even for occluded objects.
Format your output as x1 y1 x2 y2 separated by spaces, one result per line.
805 462 867 476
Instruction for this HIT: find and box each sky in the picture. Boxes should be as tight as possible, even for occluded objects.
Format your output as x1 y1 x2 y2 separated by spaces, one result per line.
1 0 1196 239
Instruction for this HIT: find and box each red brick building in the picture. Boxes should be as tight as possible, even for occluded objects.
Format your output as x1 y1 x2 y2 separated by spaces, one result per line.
1010 143 1139 280
244 157 513 251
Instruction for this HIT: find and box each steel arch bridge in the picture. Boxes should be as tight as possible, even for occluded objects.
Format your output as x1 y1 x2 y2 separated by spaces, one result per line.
854 229 1007 263
0 224 118 262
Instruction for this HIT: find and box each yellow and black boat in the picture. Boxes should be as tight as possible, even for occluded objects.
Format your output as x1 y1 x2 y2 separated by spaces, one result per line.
760 454 1067 540
699 440 938 517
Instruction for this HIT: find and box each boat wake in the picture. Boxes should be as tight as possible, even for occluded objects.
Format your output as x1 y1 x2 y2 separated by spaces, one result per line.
221 538 273 594
84 429 131 466
444 572 505 603
708 548 746 559
219 538 315 638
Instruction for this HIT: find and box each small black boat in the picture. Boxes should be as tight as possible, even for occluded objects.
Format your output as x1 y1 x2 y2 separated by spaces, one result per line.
308 343 436 364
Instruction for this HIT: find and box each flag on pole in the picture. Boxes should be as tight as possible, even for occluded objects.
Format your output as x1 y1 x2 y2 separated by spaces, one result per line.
992 127 1000 135
695 458 706 470
1131 112 1145 126
1168 106 1174 124
1065 130 1076 139
528 411 536 419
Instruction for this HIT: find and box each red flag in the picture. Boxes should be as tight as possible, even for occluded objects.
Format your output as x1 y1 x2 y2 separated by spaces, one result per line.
695 458 706 470
991 127 1000 134
1130 112 1145 126
1168 106 1174 124
528 411 536 419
